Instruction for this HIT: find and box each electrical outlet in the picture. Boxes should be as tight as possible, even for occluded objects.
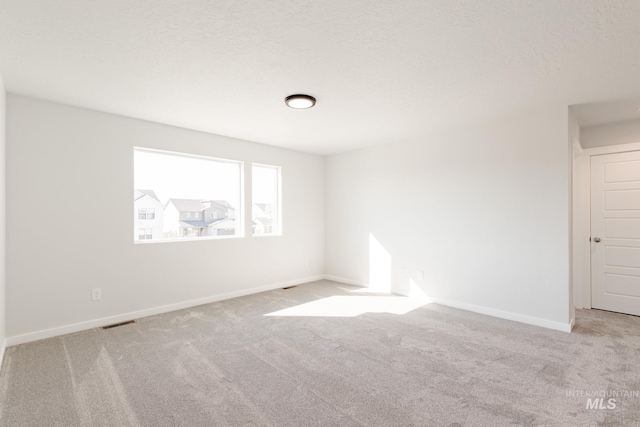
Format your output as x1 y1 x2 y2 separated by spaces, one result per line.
91 288 102 301
417 270 425 280
399 269 406 278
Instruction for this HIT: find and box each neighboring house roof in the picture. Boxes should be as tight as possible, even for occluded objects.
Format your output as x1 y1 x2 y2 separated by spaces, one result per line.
135 189 161 202
179 218 226 228
168 199 206 212
168 198 235 212
206 200 234 210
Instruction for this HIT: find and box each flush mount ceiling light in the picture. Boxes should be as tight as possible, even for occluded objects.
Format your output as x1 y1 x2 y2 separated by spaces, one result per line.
285 94 316 109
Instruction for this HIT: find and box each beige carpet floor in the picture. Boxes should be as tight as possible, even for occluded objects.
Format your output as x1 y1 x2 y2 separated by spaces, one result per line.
0 280 639 426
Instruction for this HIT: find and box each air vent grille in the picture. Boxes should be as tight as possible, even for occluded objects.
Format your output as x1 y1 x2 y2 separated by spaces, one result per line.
102 320 136 330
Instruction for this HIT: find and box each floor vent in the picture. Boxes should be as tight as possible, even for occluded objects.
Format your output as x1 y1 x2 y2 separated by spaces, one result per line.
102 320 136 330
282 286 297 290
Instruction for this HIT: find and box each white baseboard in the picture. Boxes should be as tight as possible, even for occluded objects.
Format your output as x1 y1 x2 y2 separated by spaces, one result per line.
322 275 413 297
6 275 325 347
322 275 368 287
427 296 573 333
326 276 573 333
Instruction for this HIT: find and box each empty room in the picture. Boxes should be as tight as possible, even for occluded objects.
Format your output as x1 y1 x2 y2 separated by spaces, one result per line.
1 1 640 426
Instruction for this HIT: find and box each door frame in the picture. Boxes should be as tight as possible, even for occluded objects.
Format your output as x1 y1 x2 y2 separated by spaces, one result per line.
573 141 640 310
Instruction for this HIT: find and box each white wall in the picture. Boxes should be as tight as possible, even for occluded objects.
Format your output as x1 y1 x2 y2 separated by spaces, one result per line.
0 74 6 358
6 95 325 341
581 119 640 148
325 106 572 331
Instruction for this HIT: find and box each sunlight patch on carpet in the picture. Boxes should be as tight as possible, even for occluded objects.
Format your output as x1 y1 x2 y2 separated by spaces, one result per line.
264 295 431 317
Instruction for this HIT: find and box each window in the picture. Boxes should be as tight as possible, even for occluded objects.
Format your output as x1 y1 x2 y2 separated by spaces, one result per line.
252 164 281 236
138 228 152 240
138 208 155 220
134 148 242 242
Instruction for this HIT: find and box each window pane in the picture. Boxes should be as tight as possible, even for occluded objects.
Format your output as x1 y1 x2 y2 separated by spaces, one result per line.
252 164 280 236
134 148 242 242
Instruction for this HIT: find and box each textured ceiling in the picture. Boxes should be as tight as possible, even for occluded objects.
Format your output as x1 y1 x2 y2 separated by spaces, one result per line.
1 1 640 155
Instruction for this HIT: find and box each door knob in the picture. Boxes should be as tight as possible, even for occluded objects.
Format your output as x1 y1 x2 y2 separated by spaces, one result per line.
593 237 601 243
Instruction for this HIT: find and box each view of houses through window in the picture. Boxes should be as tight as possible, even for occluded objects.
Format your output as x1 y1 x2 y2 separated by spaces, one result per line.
252 164 281 236
134 149 281 242
134 148 242 241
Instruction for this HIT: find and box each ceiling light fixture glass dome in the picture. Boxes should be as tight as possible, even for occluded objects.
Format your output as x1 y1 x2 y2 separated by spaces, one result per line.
285 94 316 109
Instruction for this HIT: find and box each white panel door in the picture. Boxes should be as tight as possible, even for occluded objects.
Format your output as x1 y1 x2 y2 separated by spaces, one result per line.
592 151 640 315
